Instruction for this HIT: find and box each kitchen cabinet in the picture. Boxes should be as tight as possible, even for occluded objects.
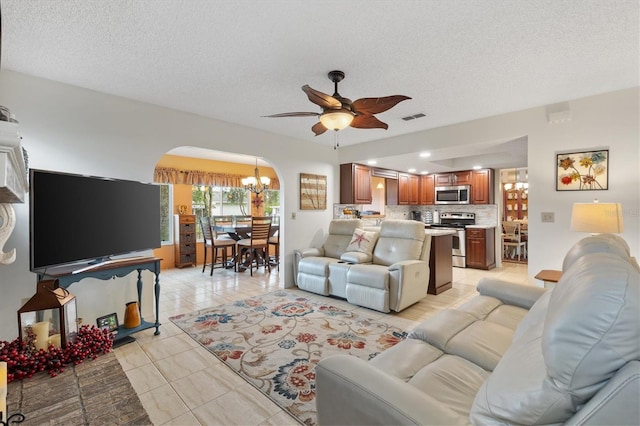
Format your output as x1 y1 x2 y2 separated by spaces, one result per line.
408 174 419 204
434 171 471 186
420 174 435 204
340 163 372 204
398 172 419 205
371 168 398 179
466 228 495 270
471 169 494 204
174 214 197 268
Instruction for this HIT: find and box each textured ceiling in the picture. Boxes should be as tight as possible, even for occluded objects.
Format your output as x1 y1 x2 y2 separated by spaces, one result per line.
1 0 638 172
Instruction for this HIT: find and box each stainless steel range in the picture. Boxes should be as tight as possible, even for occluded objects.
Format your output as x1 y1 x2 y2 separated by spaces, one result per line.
428 212 476 268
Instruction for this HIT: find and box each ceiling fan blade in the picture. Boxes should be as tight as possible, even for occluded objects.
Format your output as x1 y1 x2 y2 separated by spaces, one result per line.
263 112 319 118
311 122 328 136
351 114 389 130
352 95 411 115
302 85 342 109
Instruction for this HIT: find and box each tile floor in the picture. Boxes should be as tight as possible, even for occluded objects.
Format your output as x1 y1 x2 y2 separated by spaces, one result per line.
114 262 531 425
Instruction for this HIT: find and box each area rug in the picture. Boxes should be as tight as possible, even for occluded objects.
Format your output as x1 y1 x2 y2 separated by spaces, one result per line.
170 291 407 425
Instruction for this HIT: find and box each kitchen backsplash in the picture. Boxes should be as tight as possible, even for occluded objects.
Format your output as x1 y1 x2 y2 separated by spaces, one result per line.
334 204 499 227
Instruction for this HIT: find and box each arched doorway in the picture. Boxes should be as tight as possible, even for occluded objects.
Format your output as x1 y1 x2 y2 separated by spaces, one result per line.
151 147 283 284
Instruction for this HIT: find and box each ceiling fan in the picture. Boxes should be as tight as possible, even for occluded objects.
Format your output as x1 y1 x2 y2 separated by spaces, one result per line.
264 70 411 138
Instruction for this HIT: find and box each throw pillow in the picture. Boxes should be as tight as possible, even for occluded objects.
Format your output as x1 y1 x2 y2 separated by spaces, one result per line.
345 229 378 254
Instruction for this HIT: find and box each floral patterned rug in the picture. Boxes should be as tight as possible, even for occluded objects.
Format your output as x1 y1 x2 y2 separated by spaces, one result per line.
170 291 407 425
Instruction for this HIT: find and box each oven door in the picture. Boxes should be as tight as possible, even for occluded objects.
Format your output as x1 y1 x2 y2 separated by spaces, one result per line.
451 229 466 267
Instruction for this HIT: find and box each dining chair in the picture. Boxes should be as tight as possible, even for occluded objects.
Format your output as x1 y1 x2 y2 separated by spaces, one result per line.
236 216 272 276
211 215 234 239
268 227 280 271
502 221 527 261
200 216 236 275
234 215 253 226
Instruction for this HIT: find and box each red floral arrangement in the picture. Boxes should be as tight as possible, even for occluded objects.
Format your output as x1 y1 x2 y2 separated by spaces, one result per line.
0 325 114 382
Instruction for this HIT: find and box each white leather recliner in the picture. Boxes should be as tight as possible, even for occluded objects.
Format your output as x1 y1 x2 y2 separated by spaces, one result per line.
294 219 431 313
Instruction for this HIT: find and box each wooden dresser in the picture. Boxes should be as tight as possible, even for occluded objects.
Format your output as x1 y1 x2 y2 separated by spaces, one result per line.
174 214 196 268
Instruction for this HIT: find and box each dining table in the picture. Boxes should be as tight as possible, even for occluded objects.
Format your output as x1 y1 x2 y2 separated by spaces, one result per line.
212 224 279 241
211 224 279 270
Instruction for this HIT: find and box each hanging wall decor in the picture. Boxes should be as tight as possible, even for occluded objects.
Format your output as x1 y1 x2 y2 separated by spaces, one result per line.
300 173 327 210
556 149 609 191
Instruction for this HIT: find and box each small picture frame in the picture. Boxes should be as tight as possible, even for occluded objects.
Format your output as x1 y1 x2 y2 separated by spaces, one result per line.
96 313 119 332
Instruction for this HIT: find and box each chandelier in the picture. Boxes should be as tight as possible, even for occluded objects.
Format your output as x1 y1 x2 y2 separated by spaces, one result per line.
242 158 270 195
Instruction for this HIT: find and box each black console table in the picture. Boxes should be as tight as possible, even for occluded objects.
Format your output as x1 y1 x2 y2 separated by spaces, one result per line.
35 257 162 344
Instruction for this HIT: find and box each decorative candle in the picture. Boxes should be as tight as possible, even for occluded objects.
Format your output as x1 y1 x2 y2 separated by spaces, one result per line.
1 361 7 422
32 321 50 351
49 334 61 349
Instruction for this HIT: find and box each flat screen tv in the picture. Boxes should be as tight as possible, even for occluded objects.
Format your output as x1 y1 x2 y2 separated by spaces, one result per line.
29 169 161 272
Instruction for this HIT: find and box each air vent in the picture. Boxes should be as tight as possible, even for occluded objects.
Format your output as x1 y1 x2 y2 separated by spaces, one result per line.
402 113 427 121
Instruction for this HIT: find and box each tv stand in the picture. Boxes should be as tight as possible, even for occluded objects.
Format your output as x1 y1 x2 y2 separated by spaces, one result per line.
36 257 162 344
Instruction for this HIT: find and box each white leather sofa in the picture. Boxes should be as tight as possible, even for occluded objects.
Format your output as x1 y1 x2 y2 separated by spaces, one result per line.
316 234 640 425
294 219 431 313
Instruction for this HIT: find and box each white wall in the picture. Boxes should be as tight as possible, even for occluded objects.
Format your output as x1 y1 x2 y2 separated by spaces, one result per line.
0 70 338 341
340 88 640 276
1 70 638 341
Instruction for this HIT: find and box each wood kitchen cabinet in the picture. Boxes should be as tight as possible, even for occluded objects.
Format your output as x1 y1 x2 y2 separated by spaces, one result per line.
471 169 494 204
466 228 495 270
340 163 372 204
398 172 419 205
434 170 472 186
420 174 435 204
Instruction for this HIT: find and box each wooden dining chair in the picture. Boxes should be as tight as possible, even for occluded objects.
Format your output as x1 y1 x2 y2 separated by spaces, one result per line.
234 215 253 226
236 216 272 276
211 215 234 239
200 216 236 275
502 221 527 261
268 227 280 271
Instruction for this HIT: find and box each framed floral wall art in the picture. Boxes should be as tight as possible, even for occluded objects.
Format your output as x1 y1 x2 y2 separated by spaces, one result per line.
556 149 608 191
300 173 327 210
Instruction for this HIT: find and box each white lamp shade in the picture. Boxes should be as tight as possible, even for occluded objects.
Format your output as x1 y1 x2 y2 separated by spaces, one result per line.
570 202 624 233
319 109 354 130
260 176 271 186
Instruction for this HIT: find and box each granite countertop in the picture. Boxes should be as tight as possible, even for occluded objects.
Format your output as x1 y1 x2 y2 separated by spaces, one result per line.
424 229 456 236
465 224 497 229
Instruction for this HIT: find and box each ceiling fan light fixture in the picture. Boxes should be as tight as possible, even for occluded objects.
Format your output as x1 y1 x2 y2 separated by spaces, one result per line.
319 109 354 131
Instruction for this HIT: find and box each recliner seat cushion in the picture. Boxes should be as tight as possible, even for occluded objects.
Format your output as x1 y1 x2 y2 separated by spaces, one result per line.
409 354 490 419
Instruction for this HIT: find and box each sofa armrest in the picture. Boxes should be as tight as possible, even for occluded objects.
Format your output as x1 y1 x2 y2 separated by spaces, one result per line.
388 260 429 312
295 247 324 258
316 355 469 425
293 248 326 285
564 361 640 425
476 278 548 310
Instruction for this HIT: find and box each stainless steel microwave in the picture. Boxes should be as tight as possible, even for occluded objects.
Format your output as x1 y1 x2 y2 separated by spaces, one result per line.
435 185 471 204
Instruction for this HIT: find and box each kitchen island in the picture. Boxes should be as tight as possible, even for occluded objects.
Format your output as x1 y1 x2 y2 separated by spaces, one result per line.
425 229 455 294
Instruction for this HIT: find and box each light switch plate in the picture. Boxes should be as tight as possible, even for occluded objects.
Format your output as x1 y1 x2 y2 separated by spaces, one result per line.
541 212 555 223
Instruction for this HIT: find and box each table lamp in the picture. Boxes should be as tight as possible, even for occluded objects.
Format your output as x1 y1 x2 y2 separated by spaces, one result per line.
570 201 624 234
